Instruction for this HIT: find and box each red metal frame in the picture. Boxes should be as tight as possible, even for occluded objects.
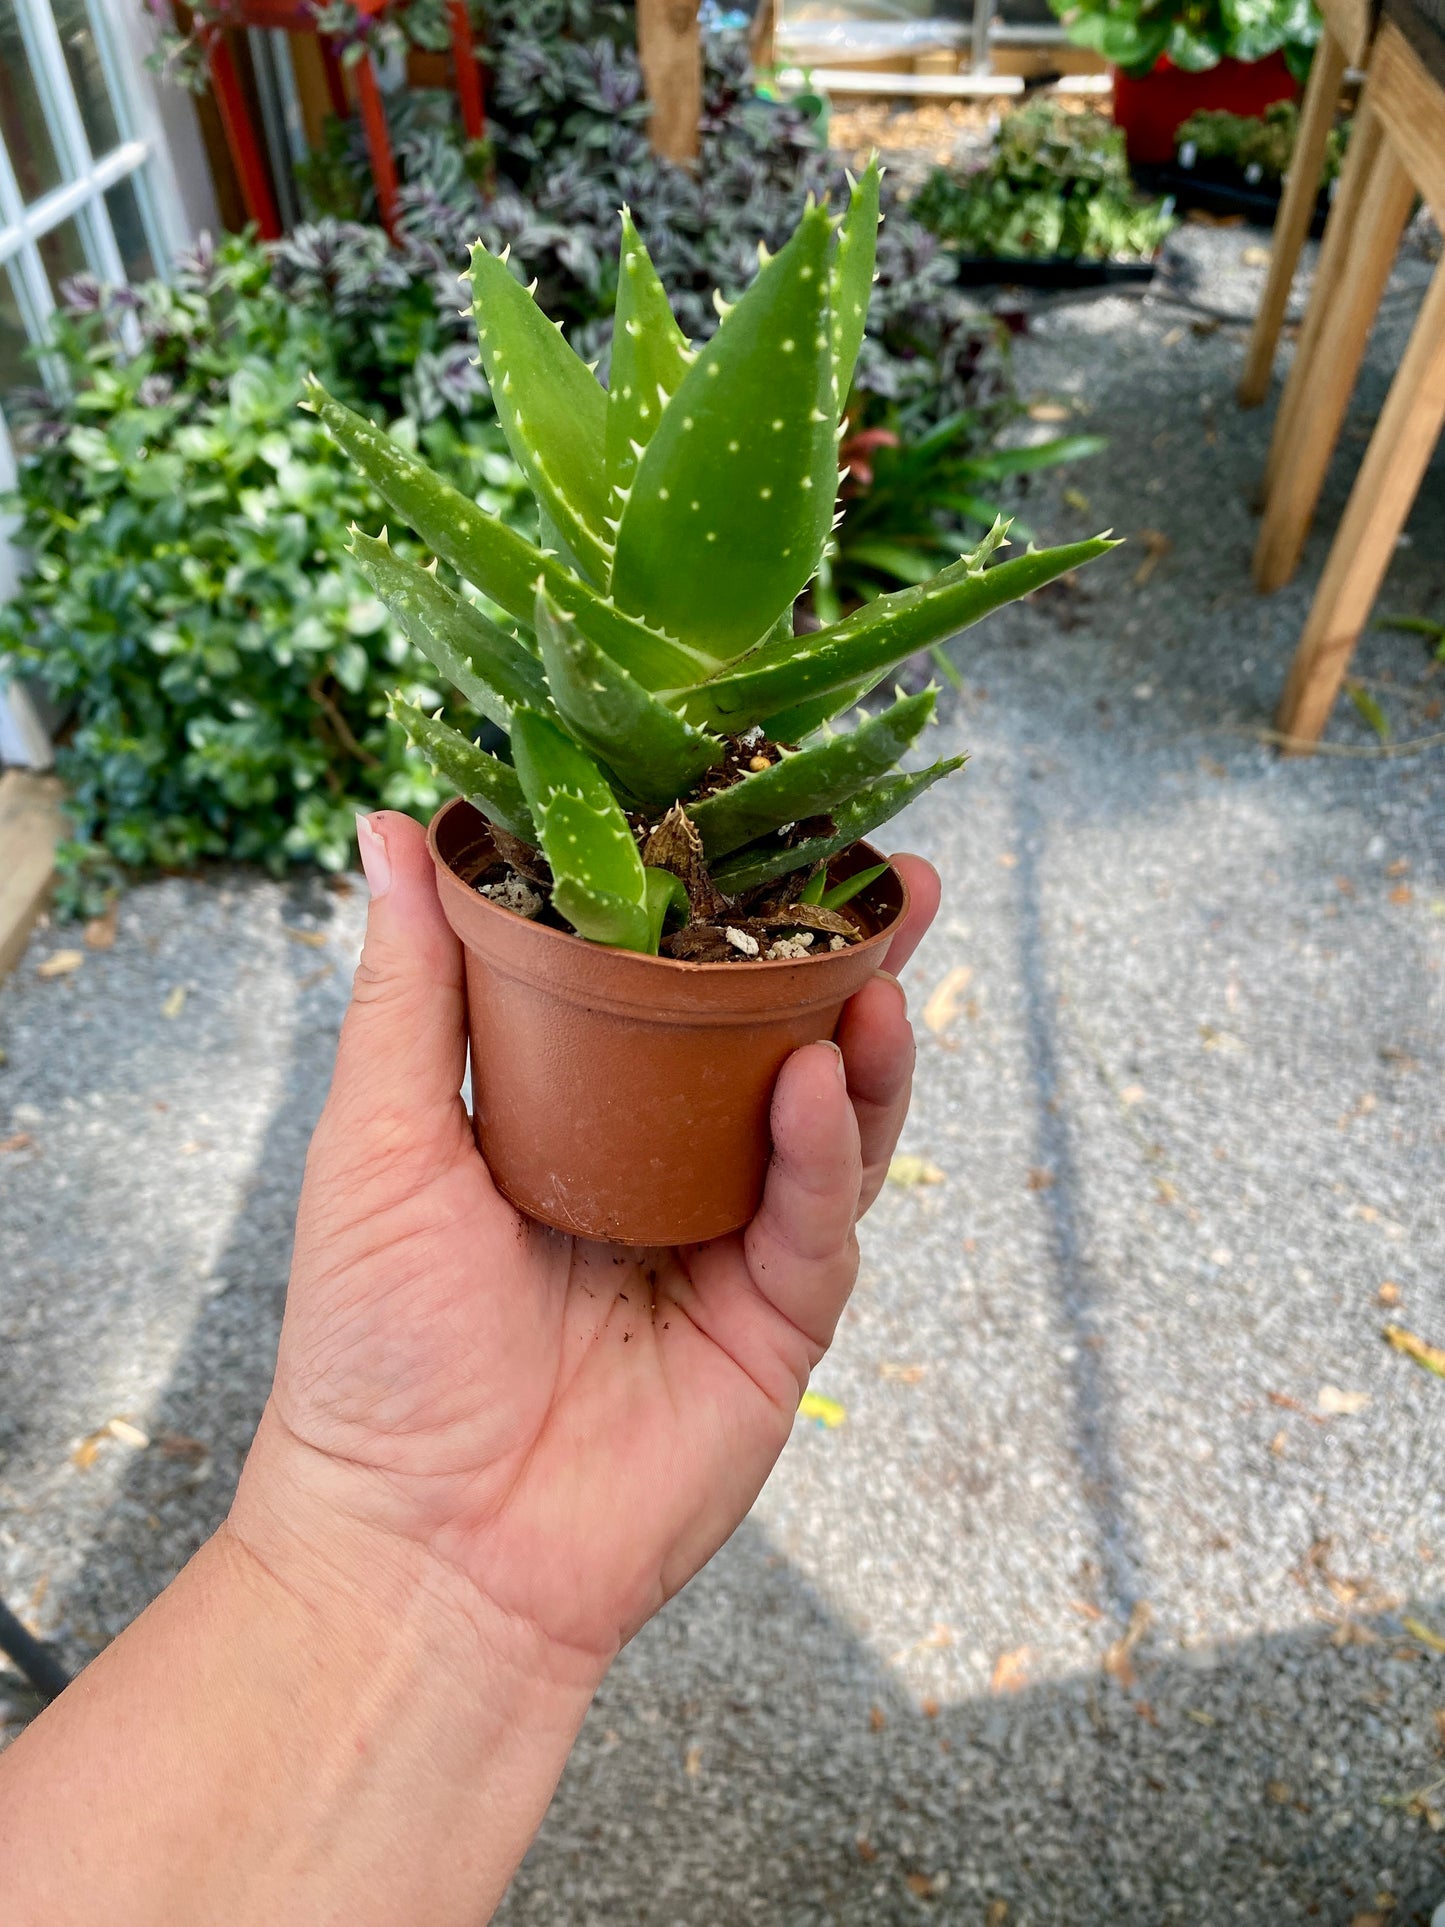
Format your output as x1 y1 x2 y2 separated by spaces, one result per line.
448 0 487 142
202 24 281 240
198 0 485 241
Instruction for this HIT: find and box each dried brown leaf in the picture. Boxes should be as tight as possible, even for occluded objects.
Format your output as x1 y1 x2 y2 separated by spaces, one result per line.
922 965 973 1035
0 1134 33 1155
284 926 328 949
83 907 118 950
887 1155 945 1188
36 950 83 980
1103 1601 1153 1690
1384 1324 1445 1380
990 1646 1030 1694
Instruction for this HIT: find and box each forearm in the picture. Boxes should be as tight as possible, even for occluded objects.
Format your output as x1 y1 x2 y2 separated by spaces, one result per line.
0 1467 599 1925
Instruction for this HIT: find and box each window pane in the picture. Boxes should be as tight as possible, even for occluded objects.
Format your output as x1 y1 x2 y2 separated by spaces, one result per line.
37 214 87 300
0 262 33 403
105 172 154 283
0 6 62 202
50 0 118 156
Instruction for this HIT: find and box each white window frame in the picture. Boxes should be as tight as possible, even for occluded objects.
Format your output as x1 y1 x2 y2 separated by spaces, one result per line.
0 0 207 766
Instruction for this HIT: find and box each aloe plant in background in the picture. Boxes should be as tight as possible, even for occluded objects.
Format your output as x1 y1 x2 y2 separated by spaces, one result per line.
306 164 1116 956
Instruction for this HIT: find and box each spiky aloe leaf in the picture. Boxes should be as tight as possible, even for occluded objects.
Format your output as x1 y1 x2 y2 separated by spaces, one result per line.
712 757 965 894
761 670 890 746
608 204 838 664
305 380 712 690
606 212 692 511
391 700 535 841
533 589 723 811
676 530 1120 732
509 707 649 950
467 241 612 583
644 866 688 954
688 689 936 859
821 861 889 911
832 157 881 409
351 531 549 728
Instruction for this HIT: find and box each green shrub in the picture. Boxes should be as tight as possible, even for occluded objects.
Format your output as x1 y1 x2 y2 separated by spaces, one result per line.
1047 0 1321 79
0 233 530 908
911 102 1174 263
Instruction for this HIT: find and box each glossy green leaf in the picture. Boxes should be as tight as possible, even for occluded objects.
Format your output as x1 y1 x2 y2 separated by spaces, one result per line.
761 670 890 744
688 689 936 858
467 240 612 582
305 380 712 690
832 156 881 408
676 530 1120 732
821 860 889 910
712 757 966 893
350 530 548 728
609 204 838 664
509 707 649 949
532 588 723 810
644 865 688 954
605 212 692 511
391 699 535 841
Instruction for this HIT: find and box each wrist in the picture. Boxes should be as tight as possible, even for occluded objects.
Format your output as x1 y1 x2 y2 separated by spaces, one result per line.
229 1398 610 1707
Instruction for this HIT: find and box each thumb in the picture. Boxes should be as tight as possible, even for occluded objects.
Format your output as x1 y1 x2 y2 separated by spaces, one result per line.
322 810 468 1140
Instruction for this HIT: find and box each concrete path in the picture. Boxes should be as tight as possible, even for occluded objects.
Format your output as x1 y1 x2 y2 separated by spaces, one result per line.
3 228 1444 1923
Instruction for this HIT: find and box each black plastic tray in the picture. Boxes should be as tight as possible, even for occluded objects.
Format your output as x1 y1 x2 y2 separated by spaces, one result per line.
948 254 1159 288
1134 161 1331 238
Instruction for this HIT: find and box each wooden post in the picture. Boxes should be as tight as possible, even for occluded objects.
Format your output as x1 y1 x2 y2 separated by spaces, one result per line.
1238 26 1348 408
1275 249 1445 746
636 0 702 165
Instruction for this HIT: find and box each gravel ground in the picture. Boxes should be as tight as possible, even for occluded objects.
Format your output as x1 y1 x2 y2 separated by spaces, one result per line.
3 225 1445 1924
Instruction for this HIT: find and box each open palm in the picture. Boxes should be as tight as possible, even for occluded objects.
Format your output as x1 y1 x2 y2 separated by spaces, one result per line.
234 810 938 1672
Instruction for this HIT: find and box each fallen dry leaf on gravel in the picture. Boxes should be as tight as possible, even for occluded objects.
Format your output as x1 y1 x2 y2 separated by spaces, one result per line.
887 1155 945 1187
36 950 83 979
285 926 328 948
921 965 972 1034
1103 1602 1152 1689
1317 1385 1371 1416
1403 1617 1445 1654
990 1647 1030 1694
0 1134 33 1154
161 986 187 1019
1384 1324 1445 1380
1132 529 1171 587
83 907 117 949
1378 1282 1402 1306
879 1362 927 1384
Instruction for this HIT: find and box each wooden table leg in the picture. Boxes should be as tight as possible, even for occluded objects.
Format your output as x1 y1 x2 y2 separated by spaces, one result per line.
1253 97 1414 593
1275 250 1445 747
1239 27 1349 408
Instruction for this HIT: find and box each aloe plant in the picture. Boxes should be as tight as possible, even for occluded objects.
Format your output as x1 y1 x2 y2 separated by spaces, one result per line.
306 166 1117 956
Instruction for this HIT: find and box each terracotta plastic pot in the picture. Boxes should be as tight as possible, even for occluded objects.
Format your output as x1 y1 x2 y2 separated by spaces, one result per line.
427 796 909 1246
1112 51 1297 166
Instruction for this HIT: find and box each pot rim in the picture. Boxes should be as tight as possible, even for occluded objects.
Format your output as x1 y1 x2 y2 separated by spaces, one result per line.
426 794 908 978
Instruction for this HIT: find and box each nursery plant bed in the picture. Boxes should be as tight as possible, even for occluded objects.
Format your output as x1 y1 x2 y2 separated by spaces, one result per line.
949 253 1159 287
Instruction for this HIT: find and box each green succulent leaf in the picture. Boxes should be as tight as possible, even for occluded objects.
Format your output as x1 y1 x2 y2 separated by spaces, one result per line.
761 670 891 745
832 156 882 408
467 241 612 583
350 530 548 728
391 699 535 841
676 528 1121 732
608 203 839 664
688 688 936 859
509 707 650 949
305 380 713 690
821 861 890 911
532 588 723 811
712 757 966 894
644 865 688 954
606 212 693 512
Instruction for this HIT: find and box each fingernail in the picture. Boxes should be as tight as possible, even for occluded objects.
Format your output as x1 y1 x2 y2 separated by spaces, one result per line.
356 813 392 900
823 1040 847 1083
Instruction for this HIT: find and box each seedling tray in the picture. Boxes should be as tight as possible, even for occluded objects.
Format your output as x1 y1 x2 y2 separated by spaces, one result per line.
1134 161 1331 238
948 255 1159 289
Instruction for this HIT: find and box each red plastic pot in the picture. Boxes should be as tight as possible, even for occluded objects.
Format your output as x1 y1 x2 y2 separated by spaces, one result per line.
427 797 910 1247
1112 51 1298 166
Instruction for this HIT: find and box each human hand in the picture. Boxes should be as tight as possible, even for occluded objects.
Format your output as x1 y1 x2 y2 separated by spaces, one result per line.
231 809 939 1687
